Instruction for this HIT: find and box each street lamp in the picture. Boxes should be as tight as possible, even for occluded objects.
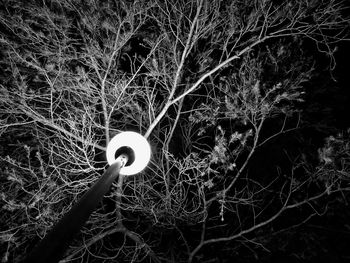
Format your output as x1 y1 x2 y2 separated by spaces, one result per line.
106 131 151 176
23 132 151 263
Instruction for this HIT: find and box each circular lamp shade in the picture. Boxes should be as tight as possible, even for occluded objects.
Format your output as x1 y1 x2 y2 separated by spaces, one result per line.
106 131 151 176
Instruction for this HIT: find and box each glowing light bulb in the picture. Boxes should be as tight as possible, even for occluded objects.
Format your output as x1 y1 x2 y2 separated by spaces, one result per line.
106 131 151 176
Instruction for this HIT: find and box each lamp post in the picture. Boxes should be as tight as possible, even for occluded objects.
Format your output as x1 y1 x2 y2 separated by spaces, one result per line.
23 132 151 263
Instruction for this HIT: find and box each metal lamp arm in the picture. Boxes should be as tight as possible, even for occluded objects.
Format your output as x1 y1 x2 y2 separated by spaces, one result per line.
23 159 124 263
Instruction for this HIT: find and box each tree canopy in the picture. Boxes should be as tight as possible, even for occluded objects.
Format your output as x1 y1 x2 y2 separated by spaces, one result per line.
0 0 349 262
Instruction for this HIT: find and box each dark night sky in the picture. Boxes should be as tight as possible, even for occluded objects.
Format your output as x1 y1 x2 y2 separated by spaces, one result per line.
333 41 350 128
1 1 350 262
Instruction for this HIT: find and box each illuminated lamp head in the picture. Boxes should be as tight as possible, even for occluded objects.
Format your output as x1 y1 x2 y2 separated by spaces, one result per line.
106 131 151 176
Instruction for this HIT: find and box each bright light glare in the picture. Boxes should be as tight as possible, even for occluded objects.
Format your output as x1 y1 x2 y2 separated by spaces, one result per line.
106 131 151 176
